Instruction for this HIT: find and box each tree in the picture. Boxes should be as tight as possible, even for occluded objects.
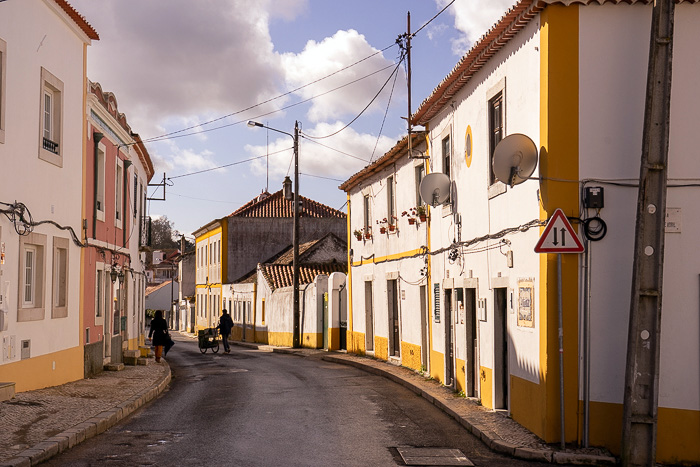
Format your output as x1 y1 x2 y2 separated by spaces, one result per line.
151 216 179 250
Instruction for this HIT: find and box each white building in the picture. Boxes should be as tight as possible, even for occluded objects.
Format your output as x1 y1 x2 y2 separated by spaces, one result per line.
0 0 98 392
343 1 700 463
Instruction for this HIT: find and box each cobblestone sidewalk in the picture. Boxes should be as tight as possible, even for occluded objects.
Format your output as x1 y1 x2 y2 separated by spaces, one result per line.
0 362 170 467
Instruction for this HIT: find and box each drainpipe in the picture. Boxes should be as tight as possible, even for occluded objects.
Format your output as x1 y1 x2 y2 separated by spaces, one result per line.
92 132 104 239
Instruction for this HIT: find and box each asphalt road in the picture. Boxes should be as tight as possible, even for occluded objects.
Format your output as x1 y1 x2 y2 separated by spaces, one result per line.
44 335 552 466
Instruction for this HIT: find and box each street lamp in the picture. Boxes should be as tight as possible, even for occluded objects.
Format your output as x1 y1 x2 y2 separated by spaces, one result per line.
247 120 301 348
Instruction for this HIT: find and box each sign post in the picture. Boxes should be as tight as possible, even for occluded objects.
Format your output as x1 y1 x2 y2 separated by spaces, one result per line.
535 208 584 449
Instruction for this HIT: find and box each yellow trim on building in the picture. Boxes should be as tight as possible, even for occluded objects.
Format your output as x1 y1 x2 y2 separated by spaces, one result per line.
346 193 355 353
401 341 422 371
5 346 84 393
374 336 389 361
480 366 493 409
537 3 580 444
351 248 425 268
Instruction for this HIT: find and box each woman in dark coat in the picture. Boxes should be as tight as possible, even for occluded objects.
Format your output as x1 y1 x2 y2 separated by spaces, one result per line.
148 310 169 362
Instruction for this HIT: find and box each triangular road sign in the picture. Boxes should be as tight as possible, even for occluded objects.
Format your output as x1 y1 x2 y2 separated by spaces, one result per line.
534 208 584 254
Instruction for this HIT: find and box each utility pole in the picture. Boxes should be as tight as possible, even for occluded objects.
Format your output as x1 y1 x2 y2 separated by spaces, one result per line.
621 1 675 465
292 121 300 348
406 11 412 159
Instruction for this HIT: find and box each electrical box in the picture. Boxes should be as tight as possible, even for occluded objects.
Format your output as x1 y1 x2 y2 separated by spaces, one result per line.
584 186 604 209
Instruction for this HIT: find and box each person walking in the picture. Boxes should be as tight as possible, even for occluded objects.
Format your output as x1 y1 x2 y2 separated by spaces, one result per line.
148 309 169 363
218 309 234 353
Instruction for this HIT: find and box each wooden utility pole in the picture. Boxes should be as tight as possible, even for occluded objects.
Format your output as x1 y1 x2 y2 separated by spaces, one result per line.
621 1 675 465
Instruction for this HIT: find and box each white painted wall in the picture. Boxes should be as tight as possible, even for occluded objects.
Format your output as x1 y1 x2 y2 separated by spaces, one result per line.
0 0 91 364
426 17 542 391
579 3 700 410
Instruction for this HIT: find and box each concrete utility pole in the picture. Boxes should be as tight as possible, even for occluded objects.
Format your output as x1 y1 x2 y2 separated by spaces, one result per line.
621 1 675 465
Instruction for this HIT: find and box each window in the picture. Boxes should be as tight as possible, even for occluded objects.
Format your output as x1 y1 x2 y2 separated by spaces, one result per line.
387 176 395 226
96 268 104 319
52 237 69 318
18 233 46 321
133 174 138 219
415 165 424 206
363 195 371 232
442 135 451 179
39 68 64 165
489 91 504 186
0 37 6 144
115 160 123 226
96 143 105 217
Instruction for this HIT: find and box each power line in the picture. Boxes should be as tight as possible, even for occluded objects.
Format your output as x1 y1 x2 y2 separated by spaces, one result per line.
302 51 406 140
412 0 457 38
138 44 399 145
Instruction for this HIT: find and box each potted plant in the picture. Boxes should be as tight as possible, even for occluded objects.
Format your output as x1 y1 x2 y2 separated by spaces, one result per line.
364 228 372 239
388 216 397 231
380 226 387 234
416 205 427 222
353 229 362 241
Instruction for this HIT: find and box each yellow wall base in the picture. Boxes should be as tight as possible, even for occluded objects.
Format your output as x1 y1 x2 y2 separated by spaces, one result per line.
455 358 466 393
511 374 545 439
4 346 84 393
374 336 388 361
401 341 422 371
430 349 445 383
301 332 323 349
480 366 493 409
267 331 294 347
349 331 365 355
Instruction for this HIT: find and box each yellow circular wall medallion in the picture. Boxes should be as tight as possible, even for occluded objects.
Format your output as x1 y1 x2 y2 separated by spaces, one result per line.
465 125 473 168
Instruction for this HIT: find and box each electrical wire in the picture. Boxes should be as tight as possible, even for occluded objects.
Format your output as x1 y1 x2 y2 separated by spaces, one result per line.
411 0 457 38
0 201 85 247
302 51 406 140
368 57 401 163
300 138 370 162
168 153 276 180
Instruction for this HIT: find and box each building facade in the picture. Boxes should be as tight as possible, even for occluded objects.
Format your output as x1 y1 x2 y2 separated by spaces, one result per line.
83 81 154 376
343 1 700 463
0 0 98 391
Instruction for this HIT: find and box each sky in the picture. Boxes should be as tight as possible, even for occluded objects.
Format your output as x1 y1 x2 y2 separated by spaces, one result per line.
69 0 517 238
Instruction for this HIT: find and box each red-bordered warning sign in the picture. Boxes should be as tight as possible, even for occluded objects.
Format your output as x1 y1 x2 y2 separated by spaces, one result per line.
534 208 584 254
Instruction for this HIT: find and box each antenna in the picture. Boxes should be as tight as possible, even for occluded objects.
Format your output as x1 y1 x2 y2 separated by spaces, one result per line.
492 133 538 187
419 173 451 207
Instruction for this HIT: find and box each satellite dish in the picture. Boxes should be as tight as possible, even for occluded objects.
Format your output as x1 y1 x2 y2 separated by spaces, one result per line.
492 133 538 187
420 173 451 207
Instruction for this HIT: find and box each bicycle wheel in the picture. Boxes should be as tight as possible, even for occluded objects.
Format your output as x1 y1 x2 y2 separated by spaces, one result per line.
212 341 220 353
199 345 207 354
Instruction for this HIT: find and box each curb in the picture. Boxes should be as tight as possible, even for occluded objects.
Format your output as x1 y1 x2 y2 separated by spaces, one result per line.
0 363 172 467
320 354 617 466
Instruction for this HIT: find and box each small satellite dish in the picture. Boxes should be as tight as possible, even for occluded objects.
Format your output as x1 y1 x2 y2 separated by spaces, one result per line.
492 133 538 187
420 173 451 207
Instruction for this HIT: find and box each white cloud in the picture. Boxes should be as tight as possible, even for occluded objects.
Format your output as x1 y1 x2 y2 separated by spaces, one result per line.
246 121 398 181
150 140 219 176
72 0 307 138
439 0 517 55
281 29 405 123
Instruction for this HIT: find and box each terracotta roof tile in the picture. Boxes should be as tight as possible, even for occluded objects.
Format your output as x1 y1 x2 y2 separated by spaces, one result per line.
260 263 347 290
413 0 699 127
56 0 99 40
230 190 345 219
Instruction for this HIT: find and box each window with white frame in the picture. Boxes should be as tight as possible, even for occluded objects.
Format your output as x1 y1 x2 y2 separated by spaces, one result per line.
39 67 63 165
18 232 46 321
442 135 451 180
52 237 69 318
96 143 105 219
415 164 424 206
489 91 504 186
363 194 371 233
115 159 123 227
0 37 6 144
387 176 395 226
96 266 104 320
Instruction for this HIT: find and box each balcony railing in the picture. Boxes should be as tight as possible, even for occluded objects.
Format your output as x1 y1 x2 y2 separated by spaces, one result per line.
43 137 59 154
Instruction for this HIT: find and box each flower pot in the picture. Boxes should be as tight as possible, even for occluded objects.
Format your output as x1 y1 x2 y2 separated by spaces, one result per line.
379 227 387 234
389 225 395 232
419 215 427 222
364 233 371 239
408 218 416 225
355 235 362 241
